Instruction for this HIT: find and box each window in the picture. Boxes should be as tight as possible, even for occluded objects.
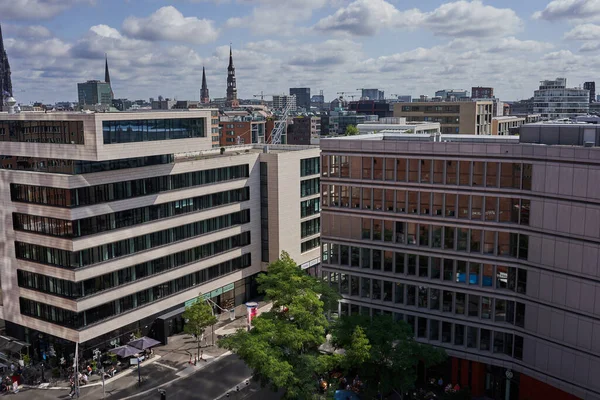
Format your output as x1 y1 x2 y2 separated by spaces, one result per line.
418 286 428 308
470 230 482 253
372 249 382 271
457 228 468 251
408 159 419 182
517 269 527 294
486 162 498 187
362 188 372 209
495 299 507 322
481 297 491 319
458 195 469 219
407 285 416 306
443 259 454 281
522 164 532 190
467 326 478 348
300 178 320 197
469 263 480 285
361 277 371 298
396 190 406 213
480 329 491 351
373 158 383 180
433 160 444 183
456 261 467 283
417 317 427 338
442 322 452 343
351 247 360 267
444 227 455 249
301 237 320 252
300 198 320 218
362 157 372 179
430 289 440 310
383 281 393 302
429 319 439 341
520 199 530 225
361 248 371 269
350 276 359 296
459 161 471 185
471 196 483 220
408 254 417 275
431 257 441 279
372 280 381 300
385 159 395 180
419 225 430 247
396 159 407 181
300 157 320 177
394 283 404 304
455 293 466 314
454 324 465 346
421 160 431 183
443 291 453 312
103 118 205 144
301 218 320 238
362 219 371 240
446 161 457 184
395 252 405 274
445 194 456 217
468 295 480 317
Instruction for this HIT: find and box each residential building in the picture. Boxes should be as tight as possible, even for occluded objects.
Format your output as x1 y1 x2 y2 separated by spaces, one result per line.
472 87 494 99
491 116 526 135
361 89 384 101
348 101 392 119
320 127 600 400
219 111 268 145
0 23 12 99
0 109 320 358
511 114 541 124
509 98 534 115
272 95 297 112
533 78 589 119
357 118 440 135
226 46 239 108
435 90 469 100
394 101 493 135
290 88 311 110
397 95 412 103
585 82 596 104
77 80 113 106
287 116 320 145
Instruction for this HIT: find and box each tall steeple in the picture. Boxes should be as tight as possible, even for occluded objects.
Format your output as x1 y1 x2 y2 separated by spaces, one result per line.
0 22 13 99
104 53 114 100
200 66 210 104
226 44 238 108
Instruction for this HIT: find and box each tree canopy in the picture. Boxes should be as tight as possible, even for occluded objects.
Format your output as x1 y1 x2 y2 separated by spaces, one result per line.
183 295 218 357
345 125 359 136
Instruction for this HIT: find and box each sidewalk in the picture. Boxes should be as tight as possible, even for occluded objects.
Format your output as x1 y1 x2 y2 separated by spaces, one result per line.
20 300 272 393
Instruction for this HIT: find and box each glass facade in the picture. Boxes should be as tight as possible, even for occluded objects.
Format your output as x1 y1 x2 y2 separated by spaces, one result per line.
301 237 320 253
13 187 250 238
300 177 320 197
102 118 205 144
0 155 173 174
300 157 320 177
301 217 320 238
0 120 84 144
16 210 250 268
260 163 269 262
11 164 249 208
20 251 252 329
300 198 320 218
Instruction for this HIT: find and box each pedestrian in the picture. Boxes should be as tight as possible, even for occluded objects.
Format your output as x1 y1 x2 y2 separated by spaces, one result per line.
438 377 443 388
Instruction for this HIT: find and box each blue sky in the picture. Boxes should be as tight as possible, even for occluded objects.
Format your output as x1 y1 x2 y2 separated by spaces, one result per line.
1 0 599 103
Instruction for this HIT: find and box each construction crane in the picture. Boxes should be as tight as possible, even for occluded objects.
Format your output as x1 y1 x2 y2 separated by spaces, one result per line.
269 101 293 145
253 92 285 106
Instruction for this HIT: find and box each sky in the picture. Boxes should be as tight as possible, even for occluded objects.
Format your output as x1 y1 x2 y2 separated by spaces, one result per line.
1 0 600 104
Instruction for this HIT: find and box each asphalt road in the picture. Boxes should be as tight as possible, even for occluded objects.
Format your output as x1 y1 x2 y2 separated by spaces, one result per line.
10 354 283 400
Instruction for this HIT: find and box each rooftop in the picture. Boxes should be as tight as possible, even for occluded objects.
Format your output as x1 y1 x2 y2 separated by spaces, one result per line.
174 144 318 162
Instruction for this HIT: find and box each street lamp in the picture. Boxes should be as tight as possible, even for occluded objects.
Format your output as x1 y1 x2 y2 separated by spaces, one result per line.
158 388 166 400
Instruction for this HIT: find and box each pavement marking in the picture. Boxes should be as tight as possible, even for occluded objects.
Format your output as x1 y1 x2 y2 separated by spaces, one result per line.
214 375 254 400
153 362 179 371
119 351 233 400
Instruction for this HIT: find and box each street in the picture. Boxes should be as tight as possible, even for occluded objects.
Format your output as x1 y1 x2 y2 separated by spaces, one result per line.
11 354 282 400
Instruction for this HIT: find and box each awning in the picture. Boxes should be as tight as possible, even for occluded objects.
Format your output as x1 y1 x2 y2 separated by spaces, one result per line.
0 336 29 354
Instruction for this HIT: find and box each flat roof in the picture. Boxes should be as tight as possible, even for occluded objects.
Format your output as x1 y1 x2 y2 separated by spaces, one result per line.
175 144 319 162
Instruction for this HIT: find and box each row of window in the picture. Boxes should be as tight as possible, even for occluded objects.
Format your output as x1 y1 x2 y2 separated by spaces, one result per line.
338 303 523 360
260 162 269 263
0 121 85 144
301 217 320 238
322 156 532 190
17 236 251 299
301 198 321 219
102 119 205 144
0 155 173 175
20 251 252 329
323 187 530 226
324 243 527 293
301 178 320 198
15 210 250 269
328 272 525 328
357 219 530 260
10 164 249 208
300 157 320 177
301 237 320 253
13 187 250 238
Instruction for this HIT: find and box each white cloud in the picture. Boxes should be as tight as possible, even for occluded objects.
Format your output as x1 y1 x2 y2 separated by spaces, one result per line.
2 24 52 39
564 23 600 39
314 0 521 38
533 0 600 21
0 0 93 20
489 37 554 52
5 37 70 58
122 6 219 44
288 40 362 67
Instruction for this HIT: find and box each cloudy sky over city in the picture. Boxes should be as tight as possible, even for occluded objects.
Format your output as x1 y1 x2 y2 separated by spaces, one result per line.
2 0 600 103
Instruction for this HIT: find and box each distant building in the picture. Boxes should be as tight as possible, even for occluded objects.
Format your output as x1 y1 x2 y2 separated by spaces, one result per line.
219 111 268 145
471 86 494 99
112 98 132 111
151 99 176 110
77 80 113 106
584 81 596 103
509 98 534 115
226 46 239 108
394 100 493 135
311 93 325 110
287 116 319 145
321 111 366 135
397 95 412 103
492 116 525 135
0 23 12 99
272 95 297 112
348 100 392 118
435 89 469 100
357 118 441 135
533 78 589 119
361 89 384 101
290 88 310 110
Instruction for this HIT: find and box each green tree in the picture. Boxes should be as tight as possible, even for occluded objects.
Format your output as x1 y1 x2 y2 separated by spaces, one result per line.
219 251 339 399
183 295 218 359
345 125 359 136
331 314 446 397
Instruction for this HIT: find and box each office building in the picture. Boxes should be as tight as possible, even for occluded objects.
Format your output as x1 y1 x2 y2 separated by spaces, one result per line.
321 111 366 136
272 95 297 112
533 78 589 119
361 89 385 101
219 110 269 145
397 95 412 103
0 110 320 359
311 93 326 110
320 126 600 400
287 116 321 145
472 87 494 99
348 101 392 119
357 118 440 135
226 46 239 108
0 23 12 99
290 88 311 110
492 116 525 136
435 90 469 100
77 81 113 106
394 101 493 135
585 82 596 104
151 99 176 110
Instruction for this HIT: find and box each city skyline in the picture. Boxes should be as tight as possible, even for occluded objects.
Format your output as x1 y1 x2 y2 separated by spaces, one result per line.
1 0 600 103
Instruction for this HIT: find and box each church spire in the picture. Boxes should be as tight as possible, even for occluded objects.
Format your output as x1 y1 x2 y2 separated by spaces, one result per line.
226 44 238 108
228 45 233 69
0 22 12 98
201 66 210 104
104 53 111 84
